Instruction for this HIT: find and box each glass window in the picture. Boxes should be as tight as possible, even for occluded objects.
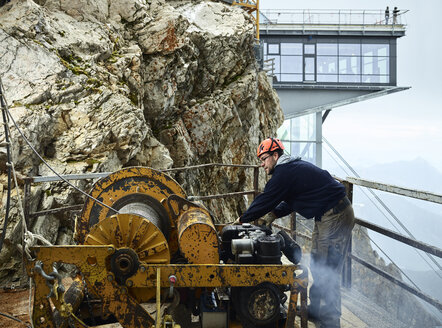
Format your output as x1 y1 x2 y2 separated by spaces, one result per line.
263 42 267 55
280 74 303 82
317 74 338 82
304 57 315 74
378 75 389 83
281 43 302 55
304 44 315 54
362 44 389 57
268 44 279 55
377 57 389 75
363 57 389 75
317 56 337 74
362 75 389 83
278 115 317 164
339 56 360 75
290 114 316 141
278 120 290 141
339 43 360 56
363 56 374 74
290 142 316 163
281 56 303 73
317 43 338 55
339 75 361 83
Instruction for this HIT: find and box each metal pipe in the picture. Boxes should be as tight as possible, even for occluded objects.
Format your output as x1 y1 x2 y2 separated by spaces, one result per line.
355 218 442 258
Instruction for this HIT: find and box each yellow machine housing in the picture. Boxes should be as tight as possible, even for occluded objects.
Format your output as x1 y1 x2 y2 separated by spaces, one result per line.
28 167 308 328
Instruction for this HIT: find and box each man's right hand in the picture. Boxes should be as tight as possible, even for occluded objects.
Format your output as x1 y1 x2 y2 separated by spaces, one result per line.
257 212 277 227
233 217 242 225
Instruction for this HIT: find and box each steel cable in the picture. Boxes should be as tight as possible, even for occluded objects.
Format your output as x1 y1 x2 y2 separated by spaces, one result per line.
0 79 12 254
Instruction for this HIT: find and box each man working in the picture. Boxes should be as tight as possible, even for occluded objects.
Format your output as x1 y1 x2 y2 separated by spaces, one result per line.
234 137 355 328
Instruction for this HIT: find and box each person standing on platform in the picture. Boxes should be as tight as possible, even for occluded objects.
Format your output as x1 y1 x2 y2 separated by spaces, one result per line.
234 137 355 328
393 7 399 24
385 6 390 24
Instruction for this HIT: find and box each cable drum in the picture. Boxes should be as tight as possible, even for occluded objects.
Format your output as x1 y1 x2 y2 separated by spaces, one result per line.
76 167 186 244
112 193 171 240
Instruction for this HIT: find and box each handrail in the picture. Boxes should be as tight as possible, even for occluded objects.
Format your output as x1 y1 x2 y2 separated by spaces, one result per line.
339 177 442 311
346 176 442 204
276 175 441 311
350 254 442 311
354 218 442 258
260 9 409 26
29 163 260 183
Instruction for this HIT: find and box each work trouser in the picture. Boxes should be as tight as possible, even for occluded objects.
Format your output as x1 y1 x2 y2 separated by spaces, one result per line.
309 204 355 328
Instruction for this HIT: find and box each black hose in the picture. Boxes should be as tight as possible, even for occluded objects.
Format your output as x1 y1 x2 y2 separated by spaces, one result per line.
0 80 11 254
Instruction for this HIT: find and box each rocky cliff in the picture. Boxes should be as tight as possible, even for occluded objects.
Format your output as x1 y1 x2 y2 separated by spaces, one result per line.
0 0 283 286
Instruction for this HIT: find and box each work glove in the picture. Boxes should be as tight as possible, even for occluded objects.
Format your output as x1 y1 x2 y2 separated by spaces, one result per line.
257 212 277 227
233 217 242 225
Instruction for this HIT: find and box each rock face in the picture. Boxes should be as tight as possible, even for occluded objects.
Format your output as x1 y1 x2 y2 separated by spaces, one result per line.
0 0 283 285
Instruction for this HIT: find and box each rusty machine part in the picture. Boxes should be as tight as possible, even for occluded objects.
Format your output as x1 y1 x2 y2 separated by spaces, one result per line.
76 166 186 244
28 167 308 328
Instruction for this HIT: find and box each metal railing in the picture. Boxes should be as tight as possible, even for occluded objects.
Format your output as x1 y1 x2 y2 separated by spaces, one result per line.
262 58 275 82
340 177 442 312
260 9 408 26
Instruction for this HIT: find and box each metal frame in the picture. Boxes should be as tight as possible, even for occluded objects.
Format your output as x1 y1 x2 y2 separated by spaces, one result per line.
261 37 398 87
280 86 409 119
30 245 309 328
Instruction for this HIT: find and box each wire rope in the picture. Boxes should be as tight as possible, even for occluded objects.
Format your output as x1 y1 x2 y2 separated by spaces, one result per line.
0 82 12 253
0 311 32 328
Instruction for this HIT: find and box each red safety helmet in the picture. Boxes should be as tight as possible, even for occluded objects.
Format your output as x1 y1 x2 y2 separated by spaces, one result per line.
257 137 284 158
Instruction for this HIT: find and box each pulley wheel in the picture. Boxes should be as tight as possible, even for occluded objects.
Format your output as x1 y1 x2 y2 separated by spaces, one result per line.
84 213 170 302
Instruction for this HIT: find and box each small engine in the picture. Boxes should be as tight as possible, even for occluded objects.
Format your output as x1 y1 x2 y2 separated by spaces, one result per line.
217 223 302 327
220 223 302 266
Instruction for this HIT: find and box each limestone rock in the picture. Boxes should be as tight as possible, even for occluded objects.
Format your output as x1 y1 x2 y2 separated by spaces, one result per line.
0 0 282 285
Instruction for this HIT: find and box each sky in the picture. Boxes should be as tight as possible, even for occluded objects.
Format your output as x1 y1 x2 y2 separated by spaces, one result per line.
260 0 442 175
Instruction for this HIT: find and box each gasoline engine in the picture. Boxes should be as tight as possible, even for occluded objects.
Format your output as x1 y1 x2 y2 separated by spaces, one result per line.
218 224 303 327
27 167 308 328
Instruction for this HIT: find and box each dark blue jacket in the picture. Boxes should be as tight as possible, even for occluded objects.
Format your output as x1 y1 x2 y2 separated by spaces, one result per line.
240 156 346 222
